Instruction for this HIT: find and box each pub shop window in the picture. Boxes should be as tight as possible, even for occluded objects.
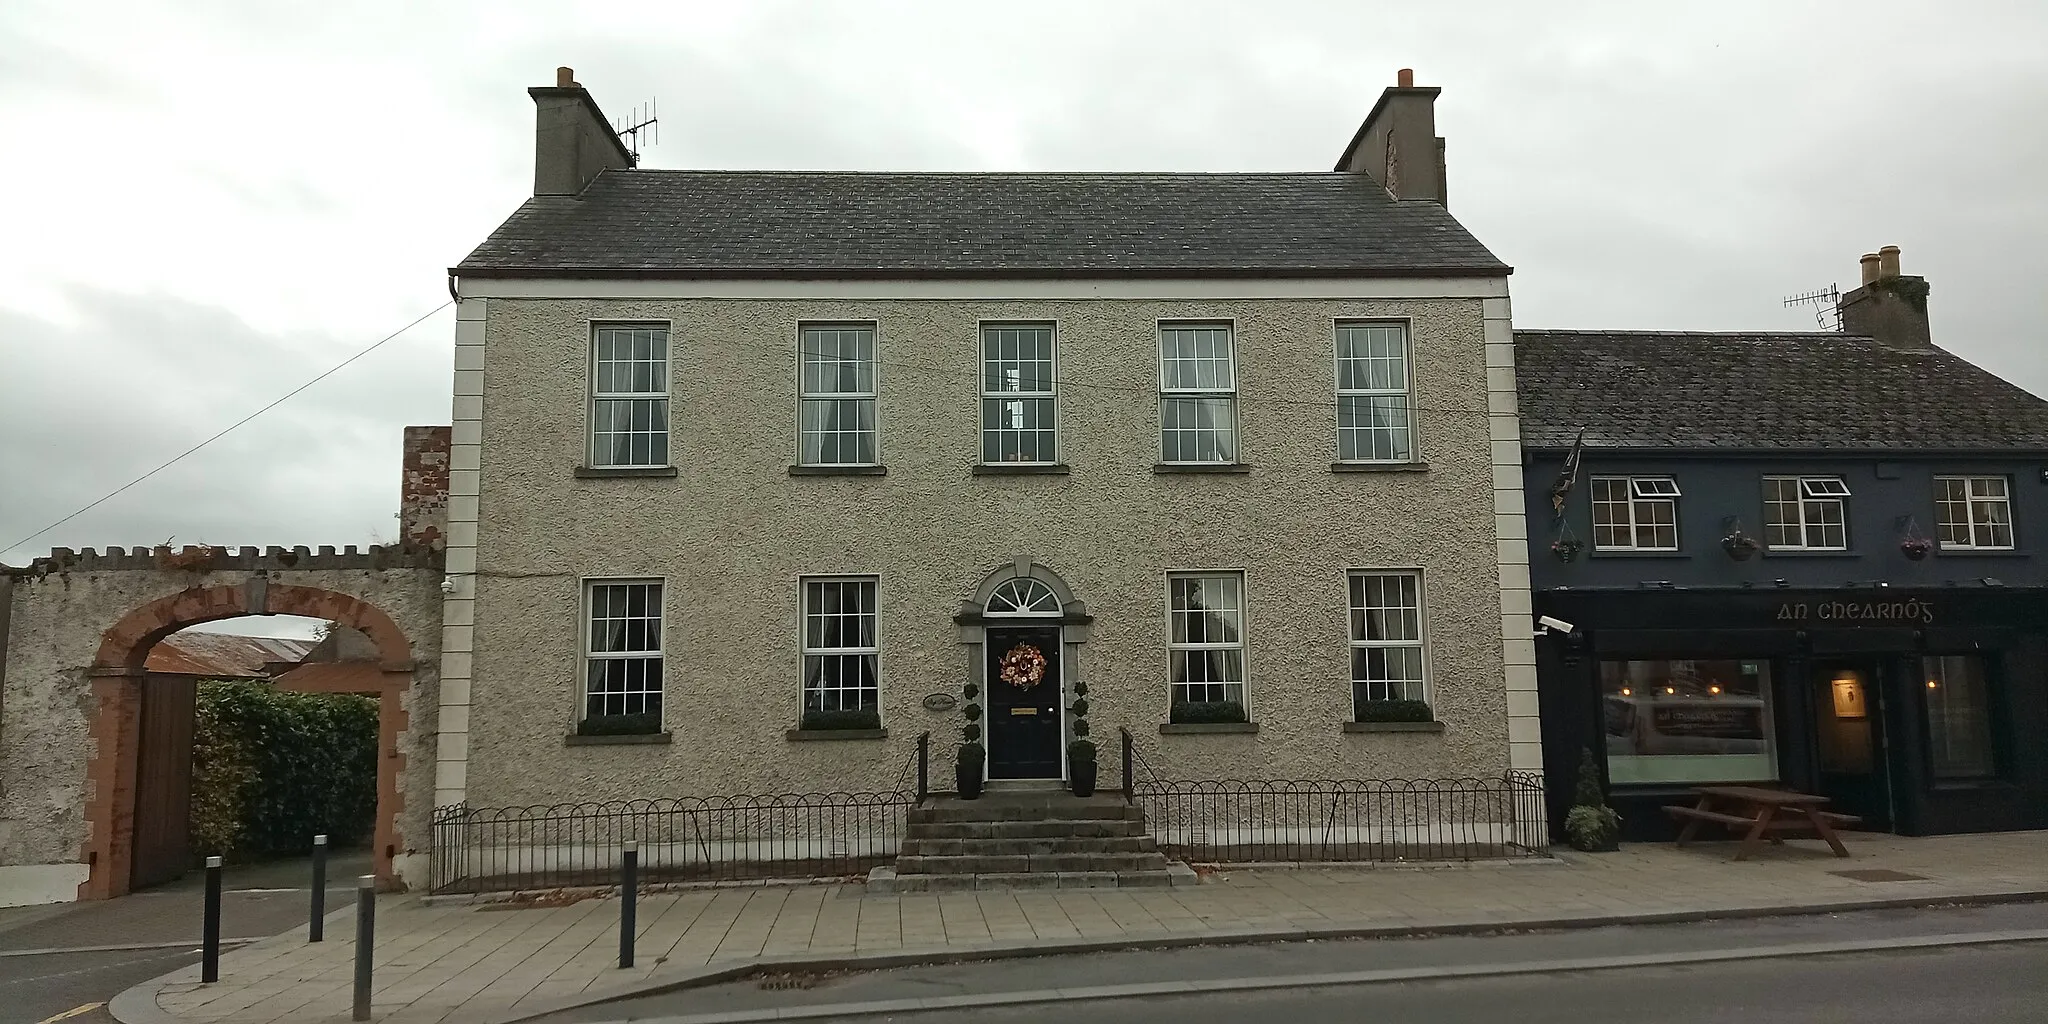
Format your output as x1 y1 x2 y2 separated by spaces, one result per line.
1601 659 1777 785
1924 655 1997 779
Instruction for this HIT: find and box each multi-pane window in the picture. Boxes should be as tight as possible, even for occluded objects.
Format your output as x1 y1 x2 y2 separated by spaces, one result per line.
1349 571 1426 708
1935 476 2014 550
801 577 880 714
1335 321 1414 462
590 324 671 468
798 323 879 466
1591 476 1682 551
584 580 663 722
981 323 1057 464
1158 322 1238 464
1924 655 1996 778
1763 476 1851 550
1167 573 1245 706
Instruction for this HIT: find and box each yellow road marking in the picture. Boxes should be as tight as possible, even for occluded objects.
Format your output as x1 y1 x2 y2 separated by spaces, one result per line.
37 1004 105 1024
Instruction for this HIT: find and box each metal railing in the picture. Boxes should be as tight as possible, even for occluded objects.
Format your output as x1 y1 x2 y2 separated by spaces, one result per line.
1129 775 1549 863
429 790 916 894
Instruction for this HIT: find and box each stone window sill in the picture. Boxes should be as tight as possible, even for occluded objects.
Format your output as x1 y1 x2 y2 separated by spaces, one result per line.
1761 549 1861 558
1934 548 2028 557
1343 721 1445 734
575 466 678 478
1589 550 1691 559
973 463 1071 476
1159 722 1260 734
564 731 673 746
789 465 888 477
1153 463 1253 475
785 728 890 741
1330 462 1429 473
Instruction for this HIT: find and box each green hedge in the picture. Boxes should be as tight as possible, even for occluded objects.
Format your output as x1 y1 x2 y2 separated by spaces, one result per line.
190 681 378 861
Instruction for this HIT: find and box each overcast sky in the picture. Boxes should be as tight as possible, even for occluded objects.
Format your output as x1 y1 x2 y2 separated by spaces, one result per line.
6 0 2047 589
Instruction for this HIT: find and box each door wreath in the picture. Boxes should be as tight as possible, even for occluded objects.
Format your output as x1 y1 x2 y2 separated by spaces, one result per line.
999 643 1048 690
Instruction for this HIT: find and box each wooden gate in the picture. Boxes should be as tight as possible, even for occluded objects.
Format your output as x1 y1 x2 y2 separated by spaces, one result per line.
131 676 198 890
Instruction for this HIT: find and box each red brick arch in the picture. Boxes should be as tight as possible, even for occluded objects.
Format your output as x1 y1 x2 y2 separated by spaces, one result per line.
82 582 415 900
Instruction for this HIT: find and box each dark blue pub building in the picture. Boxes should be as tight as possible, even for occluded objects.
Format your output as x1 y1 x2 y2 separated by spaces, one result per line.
1522 248 2048 839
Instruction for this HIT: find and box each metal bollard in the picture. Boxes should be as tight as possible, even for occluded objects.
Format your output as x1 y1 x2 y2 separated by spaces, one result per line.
309 834 328 942
619 840 638 969
201 856 223 983
353 875 376 1021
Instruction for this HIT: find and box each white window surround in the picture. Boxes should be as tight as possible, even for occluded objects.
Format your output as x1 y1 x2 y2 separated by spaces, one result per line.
797 322 880 467
588 323 672 469
1590 476 1682 552
1333 320 1416 463
800 575 882 716
979 321 1058 465
582 578 664 723
1158 321 1239 465
1763 475 1851 551
1934 475 2015 550
1348 570 1428 706
1165 570 1248 710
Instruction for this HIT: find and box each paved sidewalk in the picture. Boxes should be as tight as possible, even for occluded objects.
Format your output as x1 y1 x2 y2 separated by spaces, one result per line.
115 831 2048 1024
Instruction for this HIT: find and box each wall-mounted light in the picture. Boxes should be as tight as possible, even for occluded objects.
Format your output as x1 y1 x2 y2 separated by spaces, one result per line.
1709 685 1722 695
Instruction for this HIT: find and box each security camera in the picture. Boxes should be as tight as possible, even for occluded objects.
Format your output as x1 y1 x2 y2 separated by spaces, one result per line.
1536 615 1576 635
440 576 458 594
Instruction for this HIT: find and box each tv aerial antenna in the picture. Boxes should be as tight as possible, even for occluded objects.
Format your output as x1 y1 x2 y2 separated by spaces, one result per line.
1783 283 1842 331
614 99 659 166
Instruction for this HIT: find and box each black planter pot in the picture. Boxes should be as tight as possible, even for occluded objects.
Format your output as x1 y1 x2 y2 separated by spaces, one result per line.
1069 756 1098 798
955 745 985 800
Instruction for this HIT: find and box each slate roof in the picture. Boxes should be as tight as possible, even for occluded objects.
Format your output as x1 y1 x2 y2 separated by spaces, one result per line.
454 170 1507 278
147 633 316 678
1516 330 2048 451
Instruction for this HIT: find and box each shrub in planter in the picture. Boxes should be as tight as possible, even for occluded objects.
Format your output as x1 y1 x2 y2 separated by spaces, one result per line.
1564 748 1621 852
799 708 881 731
956 741 985 800
1353 699 1434 724
1068 738 1098 797
1170 699 1248 725
576 712 662 736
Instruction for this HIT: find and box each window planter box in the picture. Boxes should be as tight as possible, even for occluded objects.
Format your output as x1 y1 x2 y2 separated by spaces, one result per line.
1352 699 1433 725
973 463 1070 475
564 732 673 746
1170 699 1248 725
785 728 890 742
1159 722 1260 735
1153 463 1252 474
1329 462 1429 473
574 466 678 478
788 465 888 476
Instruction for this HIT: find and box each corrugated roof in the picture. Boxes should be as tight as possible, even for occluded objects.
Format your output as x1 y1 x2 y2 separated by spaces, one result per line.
271 662 385 694
1516 330 2048 451
146 633 317 678
454 170 1509 278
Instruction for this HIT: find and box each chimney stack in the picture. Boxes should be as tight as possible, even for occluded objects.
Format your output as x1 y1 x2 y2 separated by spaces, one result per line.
528 66 634 196
1334 69 1448 206
1838 245 1933 349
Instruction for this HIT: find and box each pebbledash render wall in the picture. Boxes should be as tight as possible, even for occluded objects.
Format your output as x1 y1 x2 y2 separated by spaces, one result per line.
437 279 1538 808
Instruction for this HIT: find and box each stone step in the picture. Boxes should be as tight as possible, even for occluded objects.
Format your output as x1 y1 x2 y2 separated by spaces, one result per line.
902 835 1159 857
906 819 1149 841
909 798 1142 825
867 864 1198 894
895 852 1170 875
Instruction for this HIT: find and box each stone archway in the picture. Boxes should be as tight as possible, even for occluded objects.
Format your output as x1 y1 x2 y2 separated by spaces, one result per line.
82 581 415 900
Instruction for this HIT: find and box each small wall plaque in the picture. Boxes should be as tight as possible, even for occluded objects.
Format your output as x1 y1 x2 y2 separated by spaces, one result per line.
921 692 959 712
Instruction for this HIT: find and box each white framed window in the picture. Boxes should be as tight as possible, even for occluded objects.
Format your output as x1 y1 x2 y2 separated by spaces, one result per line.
981 323 1057 464
1166 572 1246 706
986 577 1061 616
801 576 880 714
1935 476 2014 550
798 323 878 466
1763 476 1850 550
1335 320 1415 462
589 324 671 468
583 580 663 722
1349 571 1426 707
1158 322 1238 464
1591 476 1682 551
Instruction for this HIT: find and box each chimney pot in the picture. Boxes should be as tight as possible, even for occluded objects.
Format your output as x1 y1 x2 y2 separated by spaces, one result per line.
556 66 574 88
1878 245 1901 280
1859 253 1882 285
1397 68 1415 88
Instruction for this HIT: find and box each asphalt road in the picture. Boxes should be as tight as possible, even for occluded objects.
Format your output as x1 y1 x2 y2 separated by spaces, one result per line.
543 901 2048 1024
0 849 369 1024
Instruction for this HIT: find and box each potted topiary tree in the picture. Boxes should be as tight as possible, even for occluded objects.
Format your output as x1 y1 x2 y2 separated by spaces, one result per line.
1563 748 1621 852
956 683 985 800
1068 680 1096 797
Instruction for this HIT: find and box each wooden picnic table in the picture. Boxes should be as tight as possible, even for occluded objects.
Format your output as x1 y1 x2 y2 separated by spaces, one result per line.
1663 785 1858 861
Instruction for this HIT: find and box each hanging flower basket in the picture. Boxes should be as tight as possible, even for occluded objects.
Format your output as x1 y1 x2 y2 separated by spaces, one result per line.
1551 538 1583 563
999 643 1047 690
1901 536 1933 561
1722 532 1760 561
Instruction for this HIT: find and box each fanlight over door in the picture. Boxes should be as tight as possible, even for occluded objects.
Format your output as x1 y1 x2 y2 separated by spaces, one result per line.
986 577 1060 616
